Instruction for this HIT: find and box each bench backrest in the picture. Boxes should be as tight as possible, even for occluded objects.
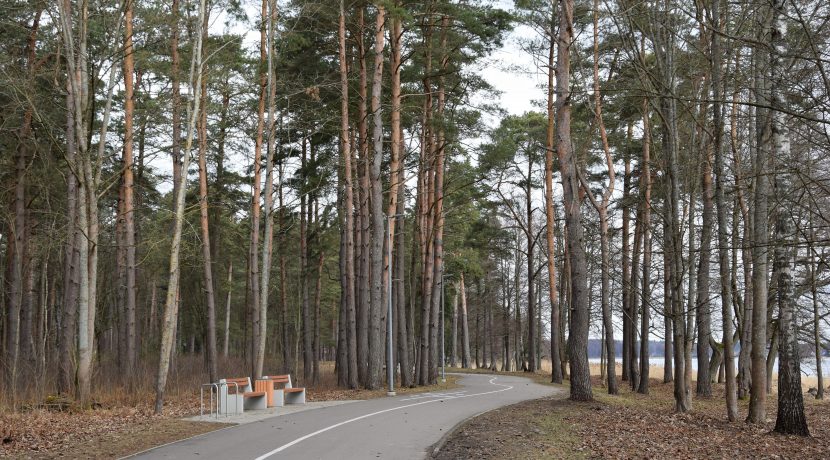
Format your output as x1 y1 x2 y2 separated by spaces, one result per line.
220 377 252 393
264 374 293 388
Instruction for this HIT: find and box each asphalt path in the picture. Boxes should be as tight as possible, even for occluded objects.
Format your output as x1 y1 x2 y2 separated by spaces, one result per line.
131 373 561 460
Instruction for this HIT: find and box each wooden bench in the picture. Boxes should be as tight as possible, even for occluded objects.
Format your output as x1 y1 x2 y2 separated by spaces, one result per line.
218 377 267 414
259 374 306 407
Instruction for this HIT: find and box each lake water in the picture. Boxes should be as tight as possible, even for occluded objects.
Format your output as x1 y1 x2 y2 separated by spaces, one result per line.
588 356 830 377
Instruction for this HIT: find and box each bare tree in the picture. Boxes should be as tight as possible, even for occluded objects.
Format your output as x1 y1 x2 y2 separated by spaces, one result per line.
711 0 738 421
154 0 206 414
770 0 808 436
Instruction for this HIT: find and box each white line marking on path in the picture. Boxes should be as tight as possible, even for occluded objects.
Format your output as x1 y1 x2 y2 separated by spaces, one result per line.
253 377 512 460
399 390 467 401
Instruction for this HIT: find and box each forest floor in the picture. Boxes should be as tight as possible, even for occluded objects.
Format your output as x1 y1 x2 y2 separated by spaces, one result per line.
435 366 830 459
0 362 458 459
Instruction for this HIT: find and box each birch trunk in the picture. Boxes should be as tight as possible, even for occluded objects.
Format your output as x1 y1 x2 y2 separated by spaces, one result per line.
256 0 278 380
770 0 808 436
155 0 206 414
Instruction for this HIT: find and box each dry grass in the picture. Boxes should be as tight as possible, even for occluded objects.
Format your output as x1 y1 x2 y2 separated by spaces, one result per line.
438 367 830 459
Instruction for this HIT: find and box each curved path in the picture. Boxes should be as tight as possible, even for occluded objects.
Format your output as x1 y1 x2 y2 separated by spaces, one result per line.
131 373 561 460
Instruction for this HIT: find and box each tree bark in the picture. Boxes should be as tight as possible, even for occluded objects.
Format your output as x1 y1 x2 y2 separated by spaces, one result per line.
257 0 278 380
638 99 652 395
591 0 616 392
711 0 738 420
769 0 808 436
356 7 371 387
695 139 714 398
545 21 562 384
122 0 137 378
301 137 313 382
154 0 206 414
460 273 471 369
224 262 233 357
248 0 267 377
747 5 771 424
196 14 218 382
367 5 386 390
557 0 592 401
337 0 358 389
59 76 80 396
395 186 412 387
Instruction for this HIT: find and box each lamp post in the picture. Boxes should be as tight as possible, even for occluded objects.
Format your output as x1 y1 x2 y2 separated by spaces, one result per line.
387 213 404 396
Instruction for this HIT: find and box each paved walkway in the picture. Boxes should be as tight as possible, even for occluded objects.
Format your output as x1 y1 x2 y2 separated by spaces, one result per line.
185 400 360 425
130 373 561 460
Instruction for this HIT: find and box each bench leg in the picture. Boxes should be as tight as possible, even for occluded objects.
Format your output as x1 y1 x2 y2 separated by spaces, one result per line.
220 395 243 415
273 389 285 407
244 395 267 411
285 390 306 405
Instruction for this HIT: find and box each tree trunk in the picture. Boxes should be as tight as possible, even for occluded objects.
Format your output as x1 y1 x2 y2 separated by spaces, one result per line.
629 203 643 390
196 24 218 383
545 18 562 384
396 186 412 387
638 99 652 395
451 286 458 368
526 158 536 374
557 0 592 401
652 4 690 411
155 0 206 414
367 5 386 390
696 129 714 397
590 1 616 393
663 228 673 384
257 0 278 380
734 86 753 400
59 78 80 396
386 9 405 387
248 0 267 378
460 273 471 369
122 0 137 378
301 138 313 383
224 263 232 357
747 8 771 424
356 6 371 387
811 247 823 400
313 251 324 385
337 0 358 389
711 0 738 420
621 130 632 384
769 0 807 436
